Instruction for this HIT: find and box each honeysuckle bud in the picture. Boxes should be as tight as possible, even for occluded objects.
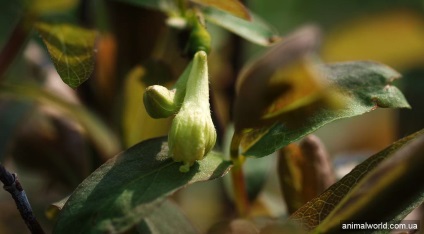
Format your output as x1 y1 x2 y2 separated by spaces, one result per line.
143 62 193 118
143 85 177 118
168 51 217 172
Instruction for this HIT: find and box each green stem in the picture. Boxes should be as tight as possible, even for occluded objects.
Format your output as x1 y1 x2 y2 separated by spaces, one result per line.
230 131 249 216
176 0 187 17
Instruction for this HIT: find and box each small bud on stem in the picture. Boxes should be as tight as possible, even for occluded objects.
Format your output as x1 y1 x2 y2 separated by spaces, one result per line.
168 51 217 172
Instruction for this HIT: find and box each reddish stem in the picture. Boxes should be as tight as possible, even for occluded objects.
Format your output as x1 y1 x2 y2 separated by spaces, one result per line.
0 16 30 80
230 132 249 216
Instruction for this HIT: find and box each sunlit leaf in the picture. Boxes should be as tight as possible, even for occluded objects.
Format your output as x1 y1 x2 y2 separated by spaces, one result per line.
0 84 119 158
137 199 197 234
322 10 424 71
53 137 231 233
290 129 424 231
242 61 410 157
35 22 97 88
203 6 280 46
313 129 424 233
190 0 250 20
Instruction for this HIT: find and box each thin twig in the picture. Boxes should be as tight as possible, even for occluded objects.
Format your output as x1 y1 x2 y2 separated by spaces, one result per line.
0 164 45 234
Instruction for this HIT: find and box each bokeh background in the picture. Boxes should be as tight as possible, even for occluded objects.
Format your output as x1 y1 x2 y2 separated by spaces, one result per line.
0 0 423 233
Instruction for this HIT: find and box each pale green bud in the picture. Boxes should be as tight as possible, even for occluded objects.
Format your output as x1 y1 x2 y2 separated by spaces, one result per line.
168 51 217 172
143 85 177 118
143 62 193 119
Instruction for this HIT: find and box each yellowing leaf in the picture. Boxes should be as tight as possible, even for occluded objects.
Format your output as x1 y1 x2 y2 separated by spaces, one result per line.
234 26 338 131
262 59 329 119
35 22 97 88
242 61 410 157
322 10 424 70
190 0 250 20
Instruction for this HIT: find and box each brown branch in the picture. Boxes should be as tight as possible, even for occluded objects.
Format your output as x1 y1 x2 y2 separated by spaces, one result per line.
0 164 45 234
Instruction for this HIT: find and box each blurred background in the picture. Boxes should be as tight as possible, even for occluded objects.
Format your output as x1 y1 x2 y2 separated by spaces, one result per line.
0 0 423 233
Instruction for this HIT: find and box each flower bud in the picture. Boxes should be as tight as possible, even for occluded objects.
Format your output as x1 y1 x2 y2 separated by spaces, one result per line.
143 85 177 118
143 62 193 119
168 106 217 172
168 51 217 172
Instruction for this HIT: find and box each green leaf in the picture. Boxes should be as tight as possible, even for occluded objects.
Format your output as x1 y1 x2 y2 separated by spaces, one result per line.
48 197 198 233
290 129 424 231
314 129 424 233
190 0 250 20
53 137 231 233
242 61 410 157
0 84 119 158
203 6 280 46
35 22 97 88
137 199 197 234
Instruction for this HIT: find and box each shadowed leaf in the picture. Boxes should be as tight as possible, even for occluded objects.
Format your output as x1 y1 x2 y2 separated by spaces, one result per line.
242 61 410 157
190 0 250 20
35 22 97 88
53 137 231 233
290 129 424 231
203 7 279 46
314 130 424 233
